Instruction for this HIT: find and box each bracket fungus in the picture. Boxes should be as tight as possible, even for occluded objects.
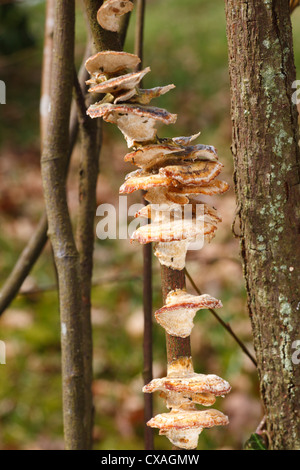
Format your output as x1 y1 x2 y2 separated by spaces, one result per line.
124 142 218 172
88 67 150 95
97 0 134 33
86 1 231 450
85 51 141 84
143 357 230 449
159 160 223 185
147 409 229 450
154 289 223 338
87 102 177 147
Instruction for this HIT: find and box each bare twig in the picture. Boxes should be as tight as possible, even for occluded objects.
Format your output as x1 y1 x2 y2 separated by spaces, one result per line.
133 0 154 451
0 213 48 314
185 267 257 368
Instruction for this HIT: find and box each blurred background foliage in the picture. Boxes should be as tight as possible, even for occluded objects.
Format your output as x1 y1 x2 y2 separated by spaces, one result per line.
0 0 299 450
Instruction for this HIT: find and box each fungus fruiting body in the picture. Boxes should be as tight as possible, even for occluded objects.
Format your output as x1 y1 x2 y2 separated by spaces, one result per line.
97 0 134 32
87 1 231 450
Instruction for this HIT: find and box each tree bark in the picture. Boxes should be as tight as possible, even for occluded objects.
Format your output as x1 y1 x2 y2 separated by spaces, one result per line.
40 0 85 449
160 267 191 365
225 0 300 449
160 266 191 451
83 0 122 52
40 0 55 146
74 69 102 449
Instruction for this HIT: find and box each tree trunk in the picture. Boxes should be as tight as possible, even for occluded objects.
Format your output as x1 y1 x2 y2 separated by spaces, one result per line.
225 0 300 449
74 69 102 449
41 0 86 449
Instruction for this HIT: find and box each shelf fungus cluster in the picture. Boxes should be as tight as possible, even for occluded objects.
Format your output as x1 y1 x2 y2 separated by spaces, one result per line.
144 357 230 449
86 0 231 450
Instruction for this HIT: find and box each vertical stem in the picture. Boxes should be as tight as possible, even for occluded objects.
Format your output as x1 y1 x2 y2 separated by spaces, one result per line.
142 238 153 450
74 69 102 449
41 0 85 449
79 0 132 448
134 0 146 66
40 0 55 147
160 266 191 365
134 0 154 450
160 266 191 451
83 0 122 52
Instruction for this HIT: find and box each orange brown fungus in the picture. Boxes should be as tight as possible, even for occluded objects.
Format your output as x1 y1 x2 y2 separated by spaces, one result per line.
86 1 231 450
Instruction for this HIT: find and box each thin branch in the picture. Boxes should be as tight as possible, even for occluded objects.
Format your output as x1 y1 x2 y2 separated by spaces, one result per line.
0 213 48 314
142 239 153 450
133 0 154 451
40 0 85 449
184 267 257 368
40 0 55 147
134 0 146 68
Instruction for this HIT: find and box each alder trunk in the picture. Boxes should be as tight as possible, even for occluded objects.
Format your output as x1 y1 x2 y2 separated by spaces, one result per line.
224 0 300 449
40 0 85 449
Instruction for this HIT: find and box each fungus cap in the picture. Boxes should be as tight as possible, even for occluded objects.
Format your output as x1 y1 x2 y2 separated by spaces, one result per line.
136 201 222 225
144 372 231 397
124 143 181 168
124 143 218 171
168 179 230 197
147 409 229 449
88 67 150 94
154 290 222 337
144 187 189 205
97 0 134 32
87 103 177 147
148 409 229 430
130 218 217 244
85 51 140 76
131 84 175 105
120 173 176 194
172 132 201 146
159 161 223 185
